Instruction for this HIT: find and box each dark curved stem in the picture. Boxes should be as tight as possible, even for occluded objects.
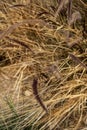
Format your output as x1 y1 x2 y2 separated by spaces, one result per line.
67 0 72 24
32 78 48 113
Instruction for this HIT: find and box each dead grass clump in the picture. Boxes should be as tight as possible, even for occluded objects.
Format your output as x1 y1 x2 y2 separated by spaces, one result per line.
0 0 87 130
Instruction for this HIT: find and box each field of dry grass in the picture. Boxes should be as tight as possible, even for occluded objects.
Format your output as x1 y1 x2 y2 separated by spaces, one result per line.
0 0 87 130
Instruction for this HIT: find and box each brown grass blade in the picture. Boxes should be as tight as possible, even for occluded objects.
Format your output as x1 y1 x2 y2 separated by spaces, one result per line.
69 53 87 69
32 78 48 113
6 37 34 54
67 0 72 23
54 0 68 19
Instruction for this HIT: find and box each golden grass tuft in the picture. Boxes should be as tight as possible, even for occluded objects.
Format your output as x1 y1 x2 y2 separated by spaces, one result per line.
0 0 87 130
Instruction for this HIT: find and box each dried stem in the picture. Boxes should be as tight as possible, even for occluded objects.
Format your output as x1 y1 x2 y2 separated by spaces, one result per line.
67 0 72 24
69 53 87 69
32 78 48 113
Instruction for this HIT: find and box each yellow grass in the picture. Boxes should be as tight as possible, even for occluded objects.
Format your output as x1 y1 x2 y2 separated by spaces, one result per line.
0 0 87 130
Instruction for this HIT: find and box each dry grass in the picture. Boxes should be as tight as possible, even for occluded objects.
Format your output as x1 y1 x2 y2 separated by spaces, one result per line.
0 0 87 130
